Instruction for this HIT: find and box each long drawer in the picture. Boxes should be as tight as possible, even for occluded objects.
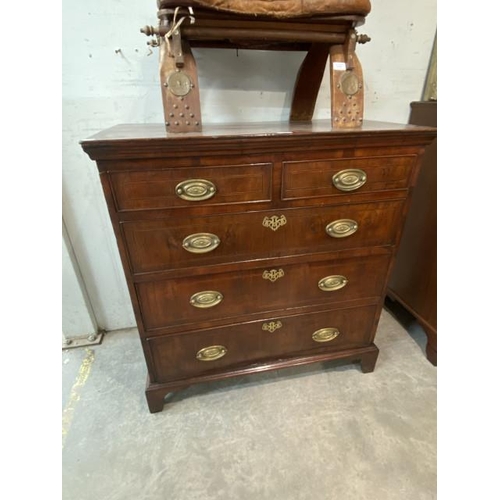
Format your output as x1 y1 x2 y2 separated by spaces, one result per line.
122 200 404 275
137 253 390 332
148 304 378 383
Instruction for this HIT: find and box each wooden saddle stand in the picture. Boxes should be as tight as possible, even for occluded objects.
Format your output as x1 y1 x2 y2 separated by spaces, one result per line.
141 0 372 132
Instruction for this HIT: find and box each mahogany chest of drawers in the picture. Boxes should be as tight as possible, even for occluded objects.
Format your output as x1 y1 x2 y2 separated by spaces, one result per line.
81 120 436 412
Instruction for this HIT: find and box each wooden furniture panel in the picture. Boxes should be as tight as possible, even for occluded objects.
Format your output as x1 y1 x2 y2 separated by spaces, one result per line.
81 120 436 412
386 101 437 365
110 162 272 211
148 304 379 383
122 200 404 275
282 155 416 200
137 253 391 332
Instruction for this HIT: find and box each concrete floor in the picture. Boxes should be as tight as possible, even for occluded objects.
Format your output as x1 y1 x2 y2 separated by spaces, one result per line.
62 309 436 500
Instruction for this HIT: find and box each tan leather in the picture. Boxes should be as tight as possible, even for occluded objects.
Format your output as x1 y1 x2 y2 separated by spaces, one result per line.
160 0 371 18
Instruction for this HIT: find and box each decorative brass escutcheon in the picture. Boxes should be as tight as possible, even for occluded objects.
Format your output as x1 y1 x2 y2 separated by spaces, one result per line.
332 169 367 192
326 219 358 238
166 71 193 97
182 233 220 254
262 215 287 231
312 328 341 343
175 179 217 201
340 71 360 96
196 345 227 362
262 269 285 282
318 275 348 292
190 291 223 309
262 321 283 333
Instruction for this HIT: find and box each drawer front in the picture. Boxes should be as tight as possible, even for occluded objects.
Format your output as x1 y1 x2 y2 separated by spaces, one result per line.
148 305 378 383
137 254 390 331
282 155 415 200
110 163 272 211
123 200 404 274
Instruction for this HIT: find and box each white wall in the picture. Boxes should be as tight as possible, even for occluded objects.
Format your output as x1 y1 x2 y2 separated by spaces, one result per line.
62 220 98 337
62 0 436 332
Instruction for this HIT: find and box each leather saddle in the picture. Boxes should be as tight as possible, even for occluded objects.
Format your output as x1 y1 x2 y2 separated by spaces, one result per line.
158 0 371 18
143 1 372 132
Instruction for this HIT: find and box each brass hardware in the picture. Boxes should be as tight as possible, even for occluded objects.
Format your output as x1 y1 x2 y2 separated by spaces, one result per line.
175 179 217 201
262 321 282 333
318 275 348 292
190 291 223 309
332 169 367 192
196 345 227 362
182 233 220 254
326 219 358 238
262 269 285 282
312 328 340 343
262 215 287 231
166 71 192 96
340 71 360 96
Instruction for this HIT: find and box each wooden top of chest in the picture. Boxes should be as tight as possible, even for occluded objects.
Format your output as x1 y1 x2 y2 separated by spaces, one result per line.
81 120 436 160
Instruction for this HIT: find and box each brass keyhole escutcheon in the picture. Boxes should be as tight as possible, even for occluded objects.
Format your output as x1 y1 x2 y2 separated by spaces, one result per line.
262 215 287 231
262 321 283 333
262 269 285 282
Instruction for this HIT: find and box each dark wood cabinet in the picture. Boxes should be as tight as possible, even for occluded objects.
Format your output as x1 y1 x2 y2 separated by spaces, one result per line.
386 101 437 365
81 120 435 412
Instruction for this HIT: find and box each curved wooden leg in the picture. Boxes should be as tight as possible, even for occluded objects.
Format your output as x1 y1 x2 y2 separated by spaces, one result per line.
290 43 330 122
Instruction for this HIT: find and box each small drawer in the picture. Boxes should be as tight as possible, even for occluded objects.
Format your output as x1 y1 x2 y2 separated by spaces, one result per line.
122 200 403 275
148 304 378 383
110 163 272 211
137 254 391 332
282 155 416 200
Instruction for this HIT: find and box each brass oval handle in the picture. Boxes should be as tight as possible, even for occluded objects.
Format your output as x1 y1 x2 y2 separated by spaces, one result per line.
312 328 340 343
332 169 367 192
196 345 227 362
190 291 223 308
182 233 220 254
262 215 287 231
326 219 358 238
262 269 285 282
175 179 217 201
318 275 348 292
262 321 282 333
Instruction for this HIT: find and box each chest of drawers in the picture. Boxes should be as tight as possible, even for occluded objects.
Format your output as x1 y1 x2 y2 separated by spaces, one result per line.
81 120 436 412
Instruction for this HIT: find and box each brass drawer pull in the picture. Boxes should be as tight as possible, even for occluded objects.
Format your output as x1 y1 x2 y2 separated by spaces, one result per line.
318 275 348 292
190 291 223 308
182 233 220 253
262 321 282 333
196 345 227 362
262 269 285 282
175 179 217 201
262 215 287 231
326 219 358 238
332 169 367 192
312 328 340 343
